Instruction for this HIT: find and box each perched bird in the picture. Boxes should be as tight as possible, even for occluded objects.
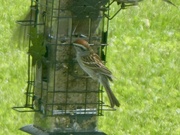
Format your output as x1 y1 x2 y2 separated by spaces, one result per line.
73 39 120 108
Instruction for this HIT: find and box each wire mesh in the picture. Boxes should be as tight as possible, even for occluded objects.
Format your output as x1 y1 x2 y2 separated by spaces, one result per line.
13 0 111 116
13 0 142 114
13 0 142 133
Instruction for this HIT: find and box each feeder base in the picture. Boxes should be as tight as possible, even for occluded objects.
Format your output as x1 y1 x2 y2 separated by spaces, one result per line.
20 124 107 135
49 132 107 135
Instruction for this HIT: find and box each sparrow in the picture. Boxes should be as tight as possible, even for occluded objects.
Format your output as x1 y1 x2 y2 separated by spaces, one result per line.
73 39 120 108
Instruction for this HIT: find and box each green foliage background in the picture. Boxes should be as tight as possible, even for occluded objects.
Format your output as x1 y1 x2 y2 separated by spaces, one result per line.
0 0 179 134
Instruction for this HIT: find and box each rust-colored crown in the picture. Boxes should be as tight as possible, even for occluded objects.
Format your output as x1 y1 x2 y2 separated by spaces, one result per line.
73 39 90 48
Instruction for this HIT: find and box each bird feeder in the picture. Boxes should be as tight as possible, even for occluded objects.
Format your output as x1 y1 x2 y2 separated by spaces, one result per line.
13 0 142 134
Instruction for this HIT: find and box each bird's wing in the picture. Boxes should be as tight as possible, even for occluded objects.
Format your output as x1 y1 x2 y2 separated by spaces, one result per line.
81 53 113 81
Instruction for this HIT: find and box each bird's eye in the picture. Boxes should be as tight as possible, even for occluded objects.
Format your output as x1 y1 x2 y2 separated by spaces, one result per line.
80 47 86 51
74 43 87 51
76 45 86 51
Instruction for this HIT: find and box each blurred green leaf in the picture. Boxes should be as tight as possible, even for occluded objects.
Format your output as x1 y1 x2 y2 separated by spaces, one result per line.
28 27 46 66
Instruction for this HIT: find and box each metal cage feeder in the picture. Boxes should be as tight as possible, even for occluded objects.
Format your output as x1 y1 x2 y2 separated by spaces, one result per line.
13 0 142 134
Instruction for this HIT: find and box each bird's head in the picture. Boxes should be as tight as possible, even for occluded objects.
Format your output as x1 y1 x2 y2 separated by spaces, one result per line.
73 39 91 53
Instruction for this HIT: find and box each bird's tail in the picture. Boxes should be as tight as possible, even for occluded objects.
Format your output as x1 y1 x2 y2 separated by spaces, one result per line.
100 76 120 108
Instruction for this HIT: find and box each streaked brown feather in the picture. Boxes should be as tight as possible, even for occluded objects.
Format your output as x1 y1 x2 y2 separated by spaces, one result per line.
81 52 113 81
